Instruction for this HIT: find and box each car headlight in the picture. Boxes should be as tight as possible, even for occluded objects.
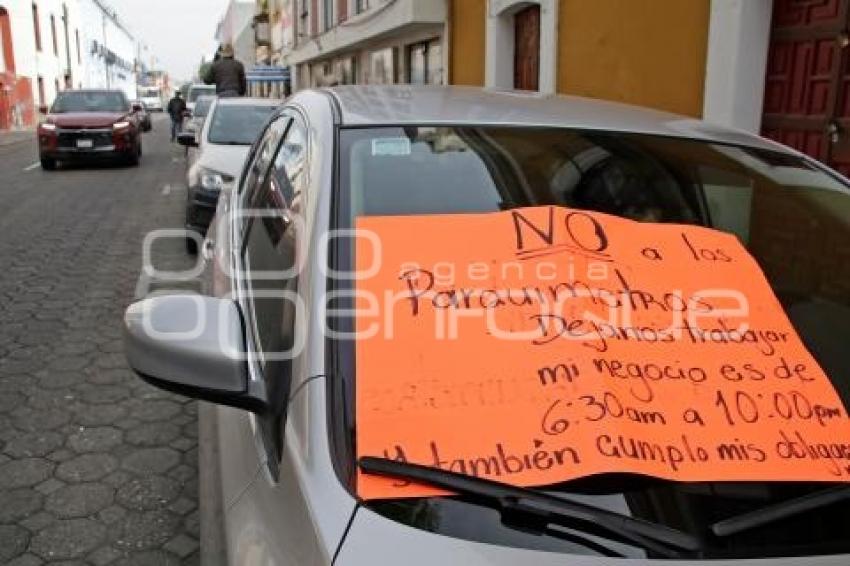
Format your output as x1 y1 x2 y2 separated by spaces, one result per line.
199 168 234 192
39 123 56 131
113 121 130 130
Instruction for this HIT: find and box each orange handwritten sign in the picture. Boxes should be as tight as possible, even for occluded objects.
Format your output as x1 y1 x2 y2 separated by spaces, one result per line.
355 206 850 500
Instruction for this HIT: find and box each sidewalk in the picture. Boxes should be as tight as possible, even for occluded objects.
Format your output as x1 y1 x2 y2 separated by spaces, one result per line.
0 128 34 148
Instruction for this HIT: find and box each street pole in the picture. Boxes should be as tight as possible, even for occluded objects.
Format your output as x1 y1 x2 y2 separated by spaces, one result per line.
62 4 72 86
102 13 109 89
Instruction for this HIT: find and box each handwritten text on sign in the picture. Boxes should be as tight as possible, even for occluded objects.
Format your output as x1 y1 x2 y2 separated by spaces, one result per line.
354 206 850 500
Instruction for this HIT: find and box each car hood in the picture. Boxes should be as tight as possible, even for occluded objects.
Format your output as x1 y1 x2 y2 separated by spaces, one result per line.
195 143 252 180
48 112 127 128
336 507 850 566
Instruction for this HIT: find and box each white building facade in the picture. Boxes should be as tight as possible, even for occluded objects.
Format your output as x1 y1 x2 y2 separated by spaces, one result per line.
216 0 255 68
77 0 137 100
0 0 87 128
259 0 448 93
0 0 139 130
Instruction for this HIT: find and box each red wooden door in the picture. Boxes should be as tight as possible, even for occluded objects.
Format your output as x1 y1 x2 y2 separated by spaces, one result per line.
762 0 850 173
514 5 540 91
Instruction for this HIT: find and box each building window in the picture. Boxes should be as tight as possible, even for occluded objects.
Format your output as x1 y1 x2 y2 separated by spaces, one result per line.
298 0 309 39
407 38 443 85
369 47 396 85
75 29 81 64
355 0 369 14
0 8 8 74
32 3 42 52
408 43 425 85
50 14 58 55
339 55 358 84
37 76 45 107
322 0 333 31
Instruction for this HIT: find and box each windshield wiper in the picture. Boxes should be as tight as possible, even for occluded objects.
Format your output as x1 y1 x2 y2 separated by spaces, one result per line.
359 457 701 557
711 485 850 538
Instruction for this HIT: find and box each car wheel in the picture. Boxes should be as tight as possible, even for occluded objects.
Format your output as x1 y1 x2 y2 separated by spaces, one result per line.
127 143 141 166
40 157 57 171
185 237 198 255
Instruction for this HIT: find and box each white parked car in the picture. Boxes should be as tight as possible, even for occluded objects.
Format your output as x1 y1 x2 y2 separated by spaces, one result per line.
178 97 279 253
186 83 216 115
138 85 163 112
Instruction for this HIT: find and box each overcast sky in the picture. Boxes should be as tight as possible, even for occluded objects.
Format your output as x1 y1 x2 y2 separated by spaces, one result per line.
107 0 238 83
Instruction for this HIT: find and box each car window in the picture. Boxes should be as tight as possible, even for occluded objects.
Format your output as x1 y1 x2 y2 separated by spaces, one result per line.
240 115 290 209
269 113 308 210
187 86 215 103
238 121 303 462
193 96 215 118
51 91 128 113
207 104 277 146
332 126 850 559
242 178 298 381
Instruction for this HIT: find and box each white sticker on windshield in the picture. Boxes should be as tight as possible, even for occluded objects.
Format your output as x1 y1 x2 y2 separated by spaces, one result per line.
372 137 411 157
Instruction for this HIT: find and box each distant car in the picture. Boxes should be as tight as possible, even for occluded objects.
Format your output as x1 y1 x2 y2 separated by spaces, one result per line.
37 89 143 170
131 99 152 132
186 84 216 114
178 97 278 253
183 94 215 139
138 86 163 112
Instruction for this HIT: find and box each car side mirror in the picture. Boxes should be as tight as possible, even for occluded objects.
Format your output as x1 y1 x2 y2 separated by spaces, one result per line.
177 131 198 147
123 295 267 413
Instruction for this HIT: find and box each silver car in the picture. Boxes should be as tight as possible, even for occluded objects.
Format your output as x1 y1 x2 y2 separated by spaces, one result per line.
125 86 850 564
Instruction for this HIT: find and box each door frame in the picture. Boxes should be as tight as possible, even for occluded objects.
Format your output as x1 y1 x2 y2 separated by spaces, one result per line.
485 0 558 94
702 0 773 133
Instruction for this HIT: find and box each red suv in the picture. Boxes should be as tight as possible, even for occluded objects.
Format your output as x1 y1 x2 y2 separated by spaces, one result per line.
37 89 143 170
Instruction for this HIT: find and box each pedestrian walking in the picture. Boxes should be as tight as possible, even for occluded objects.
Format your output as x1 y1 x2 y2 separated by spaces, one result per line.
166 91 187 142
202 44 247 98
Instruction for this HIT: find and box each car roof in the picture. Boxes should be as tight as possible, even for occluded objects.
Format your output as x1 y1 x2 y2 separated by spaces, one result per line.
322 85 785 153
59 89 126 95
213 97 280 107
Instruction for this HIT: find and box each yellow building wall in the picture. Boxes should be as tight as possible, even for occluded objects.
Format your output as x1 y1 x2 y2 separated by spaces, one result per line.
450 0 486 86
557 0 711 117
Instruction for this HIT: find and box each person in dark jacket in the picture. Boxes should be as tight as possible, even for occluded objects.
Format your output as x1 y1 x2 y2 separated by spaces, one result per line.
166 91 187 142
203 44 246 97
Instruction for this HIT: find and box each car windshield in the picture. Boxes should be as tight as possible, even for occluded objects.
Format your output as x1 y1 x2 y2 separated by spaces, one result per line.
139 88 159 97
193 96 215 118
188 86 215 103
332 126 850 559
207 105 275 145
51 91 128 113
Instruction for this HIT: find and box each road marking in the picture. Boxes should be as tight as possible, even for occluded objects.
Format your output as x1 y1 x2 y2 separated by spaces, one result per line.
162 184 172 195
23 162 41 171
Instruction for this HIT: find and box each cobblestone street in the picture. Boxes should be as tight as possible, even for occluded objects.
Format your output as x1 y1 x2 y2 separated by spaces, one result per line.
0 116 201 565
